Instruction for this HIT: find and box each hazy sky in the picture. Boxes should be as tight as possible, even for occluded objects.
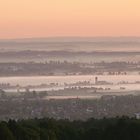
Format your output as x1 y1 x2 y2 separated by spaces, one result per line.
0 0 140 38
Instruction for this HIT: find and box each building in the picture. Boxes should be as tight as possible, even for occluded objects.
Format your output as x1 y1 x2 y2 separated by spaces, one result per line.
95 77 98 84
135 113 140 119
95 77 112 85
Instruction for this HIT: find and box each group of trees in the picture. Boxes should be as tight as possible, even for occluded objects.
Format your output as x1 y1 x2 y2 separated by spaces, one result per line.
0 117 140 140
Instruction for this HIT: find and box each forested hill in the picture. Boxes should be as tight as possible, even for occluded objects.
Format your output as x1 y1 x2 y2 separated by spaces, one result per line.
1 117 140 140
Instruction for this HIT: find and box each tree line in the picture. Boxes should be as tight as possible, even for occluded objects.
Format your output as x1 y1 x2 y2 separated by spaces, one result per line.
0 116 140 140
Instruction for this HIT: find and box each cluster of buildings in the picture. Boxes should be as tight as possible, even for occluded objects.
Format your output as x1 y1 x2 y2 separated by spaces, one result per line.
0 92 140 120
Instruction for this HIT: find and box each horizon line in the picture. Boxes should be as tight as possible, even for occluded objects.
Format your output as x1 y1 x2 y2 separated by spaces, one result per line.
1 36 140 40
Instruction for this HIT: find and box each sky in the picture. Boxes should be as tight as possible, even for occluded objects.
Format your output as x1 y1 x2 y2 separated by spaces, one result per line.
0 0 140 39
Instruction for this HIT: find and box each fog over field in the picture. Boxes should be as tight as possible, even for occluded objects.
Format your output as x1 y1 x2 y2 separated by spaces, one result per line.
0 37 140 63
0 37 140 120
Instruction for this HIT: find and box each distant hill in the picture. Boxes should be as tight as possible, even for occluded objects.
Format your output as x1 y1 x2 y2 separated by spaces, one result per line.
0 37 140 52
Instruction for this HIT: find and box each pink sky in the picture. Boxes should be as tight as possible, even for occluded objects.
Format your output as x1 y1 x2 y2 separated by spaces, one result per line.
0 0 140 39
